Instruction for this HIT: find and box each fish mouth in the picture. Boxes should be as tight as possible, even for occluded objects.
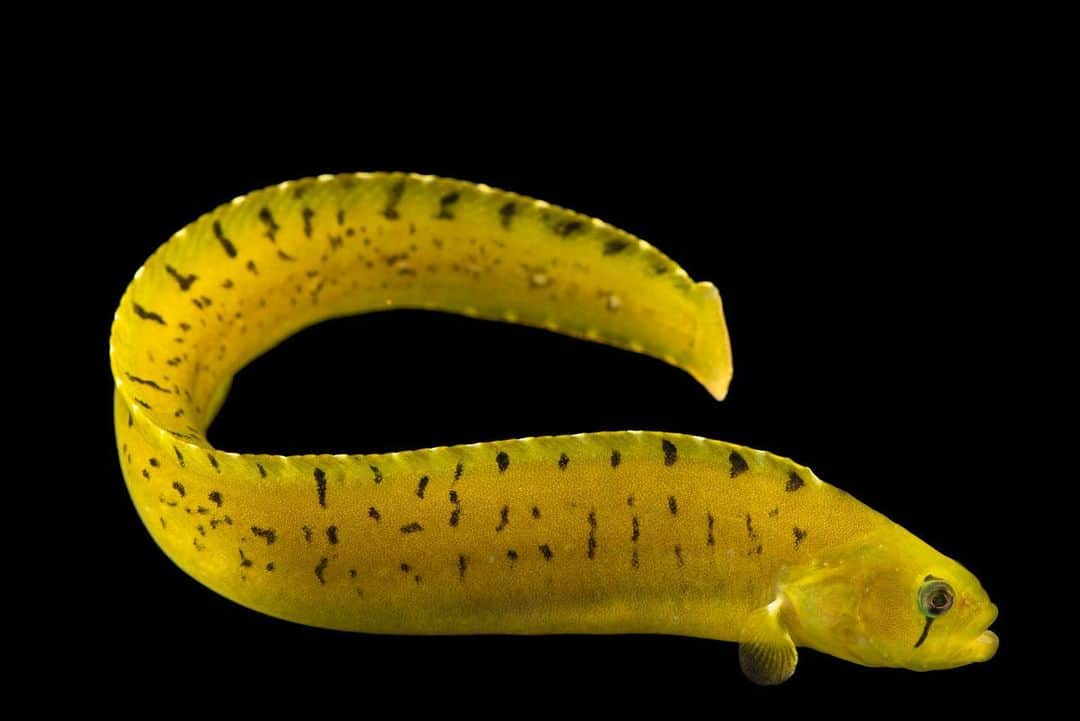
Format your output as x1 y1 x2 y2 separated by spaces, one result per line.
968 603 999 662
971 629 998 661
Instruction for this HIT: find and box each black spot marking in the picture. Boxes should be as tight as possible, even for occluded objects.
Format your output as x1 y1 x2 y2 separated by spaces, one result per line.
133 303 166 325
258 207 280 241
746 513 757 540
208 454 220 472
349 568 357 578
668 496 678 515
125 373 171 393
400 522 424 534
266 563 275 572
302 207 315 238
458 554 468 580
729 451 749 478
496 451 510 472
368 507 381 521
315 468 327 507
554 219 583 237
416 475 429 499
336 208 345 226
707 513 715 546
786 472 806 492
496 506 510 532
539 544 554 561
631 516 640 543
674 545 684 567
603 239 631 255
611 449 621 468
370 464 382 484
133 397 152 410
257 463 266 478
128 411 133 427
246 259 258 275
449 491 462 527
239 549 252 568
173 446 185 468
587 510 597 559
793 526 807 548
213 220 237 258
165 265 197 291
251 526 277 545
531 506 541 519
314 557 329 584
768 507 779 518
436 191 459 219
454 461 464 482
627 495 634 507
632 549 640 568
277 249 296 262
382 181 405 220
499 202 516 229
755 544 763 555
142 468 150 480
662 439 678 466
558 453 570 470
507 549 519 562
320 525 336 545
400 563 411 573
208 491 223 507
148 457 160 468
172 480 186 497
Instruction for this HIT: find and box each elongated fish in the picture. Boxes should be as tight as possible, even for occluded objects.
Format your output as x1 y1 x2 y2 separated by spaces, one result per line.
109 172 997 684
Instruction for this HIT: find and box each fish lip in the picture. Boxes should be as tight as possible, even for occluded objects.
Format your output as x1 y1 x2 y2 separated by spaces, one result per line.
972 629 999 661
969 603 999 662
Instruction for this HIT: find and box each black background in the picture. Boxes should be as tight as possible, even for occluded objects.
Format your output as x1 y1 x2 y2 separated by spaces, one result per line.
66 48 1036 709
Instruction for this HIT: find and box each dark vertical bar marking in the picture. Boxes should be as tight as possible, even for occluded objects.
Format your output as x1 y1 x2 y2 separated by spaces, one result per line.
587 509 597 559
662 439 678 466
213 221 237 258
314 468 327 508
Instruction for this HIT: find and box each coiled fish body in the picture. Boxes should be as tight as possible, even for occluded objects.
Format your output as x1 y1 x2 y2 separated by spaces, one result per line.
110 172 997 683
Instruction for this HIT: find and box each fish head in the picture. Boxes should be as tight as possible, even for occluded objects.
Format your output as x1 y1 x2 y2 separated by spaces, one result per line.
780 525 998 671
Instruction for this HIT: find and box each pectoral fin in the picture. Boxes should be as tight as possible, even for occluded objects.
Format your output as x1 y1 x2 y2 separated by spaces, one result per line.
738 601 798 685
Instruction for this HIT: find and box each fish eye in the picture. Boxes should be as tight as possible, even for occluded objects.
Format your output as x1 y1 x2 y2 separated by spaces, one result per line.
919 580 954 617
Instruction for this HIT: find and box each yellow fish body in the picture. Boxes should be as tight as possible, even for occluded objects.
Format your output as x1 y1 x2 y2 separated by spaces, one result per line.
109 172 997 683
